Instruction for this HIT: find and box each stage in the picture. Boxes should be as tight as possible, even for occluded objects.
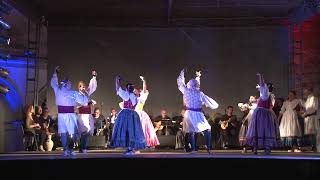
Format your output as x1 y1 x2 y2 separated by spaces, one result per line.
1 149 319 179
1 149 320 160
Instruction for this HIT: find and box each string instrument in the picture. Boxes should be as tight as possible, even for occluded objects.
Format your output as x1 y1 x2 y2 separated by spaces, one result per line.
154 121 163 132
95 126 107 136
219 118 232 130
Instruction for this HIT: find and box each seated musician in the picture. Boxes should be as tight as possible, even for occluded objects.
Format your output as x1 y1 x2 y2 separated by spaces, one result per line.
153 109 173 135
219 106 237 149
106 108 117 144
92 107 108 147
172 108 186 149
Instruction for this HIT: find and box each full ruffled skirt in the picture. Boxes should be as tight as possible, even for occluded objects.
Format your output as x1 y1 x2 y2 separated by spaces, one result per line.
110 109 146 149
246 108 281 148
137 110 160 147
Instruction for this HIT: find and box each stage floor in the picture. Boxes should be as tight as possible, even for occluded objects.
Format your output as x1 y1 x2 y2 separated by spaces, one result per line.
1 149 320 160
1 149 320 178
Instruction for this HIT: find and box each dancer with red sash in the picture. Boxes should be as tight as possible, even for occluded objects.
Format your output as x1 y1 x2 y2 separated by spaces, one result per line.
110 75 146 155
246 73 280 155
76 70 97 153
50 66 88 156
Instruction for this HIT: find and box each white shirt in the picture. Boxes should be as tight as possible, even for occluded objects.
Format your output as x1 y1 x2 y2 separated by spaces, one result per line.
110 115 116 124
303 94 319 116
76 76 97 106
116 87 137 106
177 70 218 109
259 83 275 106
50 73 87 106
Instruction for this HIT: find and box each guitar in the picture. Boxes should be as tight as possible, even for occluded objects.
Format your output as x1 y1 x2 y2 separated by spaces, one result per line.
219 118 232 130
154 121 163 132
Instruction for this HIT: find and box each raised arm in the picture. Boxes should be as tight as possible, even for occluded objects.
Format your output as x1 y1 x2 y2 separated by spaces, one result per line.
86 70 97 96
50 66 60 93
195 71 201 89
177 69 187 94
115 75 121 93
256 73 268 100
115 75 128 100
140 76 147 93
257 72 265 87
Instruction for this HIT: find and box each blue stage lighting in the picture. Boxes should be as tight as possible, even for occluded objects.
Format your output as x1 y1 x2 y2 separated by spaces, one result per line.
0 18 10 29
0 67 9 78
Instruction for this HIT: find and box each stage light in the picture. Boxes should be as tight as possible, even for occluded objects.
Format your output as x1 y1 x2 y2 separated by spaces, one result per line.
0 35 10 45
0 83 9 94
0 67 9 78
0 18 10 29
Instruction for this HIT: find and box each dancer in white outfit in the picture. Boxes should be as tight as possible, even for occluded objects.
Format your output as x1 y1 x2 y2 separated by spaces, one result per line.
238 96 257 153
177 69 219 154
50 66 88 156
134 76 160 147
278 90 303 152
301 87 319 152
77 70 98 153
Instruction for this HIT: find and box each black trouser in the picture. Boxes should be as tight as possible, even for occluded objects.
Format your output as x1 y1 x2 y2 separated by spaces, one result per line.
79 132 90 151
24 130 38 151
39 131 47 147
175 130 184 149
305 134 317 150
109 123 114 142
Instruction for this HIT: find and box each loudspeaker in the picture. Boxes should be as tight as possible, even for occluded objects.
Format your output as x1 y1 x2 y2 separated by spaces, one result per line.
196 134 205 146
157 135 176 147
87 136 106 149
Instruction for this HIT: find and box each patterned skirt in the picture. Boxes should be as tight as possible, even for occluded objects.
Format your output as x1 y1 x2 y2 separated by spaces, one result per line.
110 109 146 149
137 110 160 147
246 108 280 148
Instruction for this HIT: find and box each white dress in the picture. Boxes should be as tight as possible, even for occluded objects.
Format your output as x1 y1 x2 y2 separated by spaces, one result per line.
279 99 303 138
135 90 160 147
303 94 319 135
77 76 97 135
50 73 87 135
177 70 219 133
244 103 258 124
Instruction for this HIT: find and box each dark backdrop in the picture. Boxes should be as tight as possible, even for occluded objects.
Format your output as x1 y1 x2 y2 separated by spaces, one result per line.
47 26 289 118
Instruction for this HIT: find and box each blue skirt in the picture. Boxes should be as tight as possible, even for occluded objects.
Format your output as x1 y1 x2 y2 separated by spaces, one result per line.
110 109 146 149
246 108 281 148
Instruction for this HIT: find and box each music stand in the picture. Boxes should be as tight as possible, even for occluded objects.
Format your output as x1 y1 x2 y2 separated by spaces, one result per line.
162 118 172 136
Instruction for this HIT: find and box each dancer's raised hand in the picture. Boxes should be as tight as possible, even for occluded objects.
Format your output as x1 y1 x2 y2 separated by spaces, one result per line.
139 76 144 81
55 66 60 74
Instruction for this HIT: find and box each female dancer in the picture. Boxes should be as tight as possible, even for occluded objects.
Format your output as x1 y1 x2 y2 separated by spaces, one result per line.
134 76 160 148
246 73 280 155
110 75 146 155
238 96 257 153
278 90 303 152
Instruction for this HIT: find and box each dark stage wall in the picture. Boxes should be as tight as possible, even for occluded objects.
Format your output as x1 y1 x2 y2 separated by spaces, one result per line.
47 26 289 117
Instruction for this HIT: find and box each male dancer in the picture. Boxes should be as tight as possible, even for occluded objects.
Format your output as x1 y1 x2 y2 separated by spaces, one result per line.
177 69 219 154
50 66 87 156
77 70 97 153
